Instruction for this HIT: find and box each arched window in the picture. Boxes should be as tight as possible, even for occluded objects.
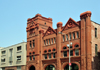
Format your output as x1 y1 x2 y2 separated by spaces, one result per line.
53 49 55 51
45 65 55 70
75 44 79 48
33 52 35 54
44 50 47 53
63 47 67 49
48 49 51 52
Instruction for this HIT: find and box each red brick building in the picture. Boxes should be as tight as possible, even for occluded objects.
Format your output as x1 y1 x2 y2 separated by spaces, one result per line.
26 11 100 70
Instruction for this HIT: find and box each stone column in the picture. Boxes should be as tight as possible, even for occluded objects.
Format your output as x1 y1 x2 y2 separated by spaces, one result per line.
56 22 62 70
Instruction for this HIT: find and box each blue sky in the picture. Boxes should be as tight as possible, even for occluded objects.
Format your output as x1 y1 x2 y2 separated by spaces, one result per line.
0 0 100 47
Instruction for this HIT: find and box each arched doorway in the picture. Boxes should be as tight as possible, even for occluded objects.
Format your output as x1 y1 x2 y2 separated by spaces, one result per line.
29 65 35 70
64 63 79 70
45 65 55 70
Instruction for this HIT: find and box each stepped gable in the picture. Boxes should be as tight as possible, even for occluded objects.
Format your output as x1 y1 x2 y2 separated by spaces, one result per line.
62 18 79 31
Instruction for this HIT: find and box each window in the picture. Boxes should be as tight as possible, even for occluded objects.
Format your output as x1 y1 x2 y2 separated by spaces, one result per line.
33 40 35 48
63 35 65 42
63 51 67 57
70 50 73 56
53 53 55 58
76 32 79 38
17 46 21 51
46 40 48 45
33 55 35 60
44 54 47 59
2 51 6 55
95 44 98 56
48 50 51 52
2 68 5 70
49 39 50 45
44 40 45 46
51 38 53 44
75 44 79 48
53 49 55 51
49 54 51 59
1 58 5 62
17 66 21 70
73 32 75 39
44 50 47 53
29 53 32 61
17 56 21 61
30 41 31 48
66 34 68 41
63 47 67 49
75 49 79 56
69 33 71 40
54 38 56 43
95 28 97 38
33 52 35 54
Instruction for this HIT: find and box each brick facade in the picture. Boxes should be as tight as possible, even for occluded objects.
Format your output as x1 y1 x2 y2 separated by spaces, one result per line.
26 11 100 70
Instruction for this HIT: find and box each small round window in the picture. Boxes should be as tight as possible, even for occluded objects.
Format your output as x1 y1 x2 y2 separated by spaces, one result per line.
75 44 79 48
48 50 51 52
63 47 67 49
44 50 47 53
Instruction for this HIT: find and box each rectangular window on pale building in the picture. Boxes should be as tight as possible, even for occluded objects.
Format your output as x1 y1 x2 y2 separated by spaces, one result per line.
2 51 6 55
95 28 97 38
63 35 65 42
17 46 21 51
17 56 21 61
95 44 98 56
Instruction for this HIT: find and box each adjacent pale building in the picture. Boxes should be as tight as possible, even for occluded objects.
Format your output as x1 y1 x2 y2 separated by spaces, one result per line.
0 42 26 70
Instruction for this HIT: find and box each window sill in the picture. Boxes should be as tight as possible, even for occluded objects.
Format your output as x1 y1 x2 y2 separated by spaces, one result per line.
17 50 22 53
1 55 6 57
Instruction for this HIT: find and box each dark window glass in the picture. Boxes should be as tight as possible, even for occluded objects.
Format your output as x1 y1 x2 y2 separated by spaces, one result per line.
48 50 51 52
63 51 67 57
44 50 47 53
30 41 31 48
33 52 35 54
33 55 35 60
75 49 79 56
63 47 67 49
53 53 55 58
54 38 56 43
75 45 79 48
63 35 65 41
53 49 55 51
49 54 51 59
95 44 98 56
73 32 75 39
70 50 73 56
66 34 68 41
44 40 45 46
95 28 97 38
30 56 32 61
44 54 47 59
17 46 21 51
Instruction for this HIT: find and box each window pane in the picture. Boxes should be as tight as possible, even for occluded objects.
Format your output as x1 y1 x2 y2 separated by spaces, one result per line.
30 41 31 48
70 50 73 56
75 49 79 56
95 28 97 38
76 32 79 38
75 45 79 48
69 33 71 40
73 32 75 39
63 35 65 41
33 55 35 60
51 38 53 44
95 44 98 56
53 53 55 58
33 40 35 47
44 40 45 46
63 47 66 49
63 51 67 57
17 46 21 51
66 34 68 41
54 38 56 43
44 54 47 59
49 54 51 59
49 39 50 45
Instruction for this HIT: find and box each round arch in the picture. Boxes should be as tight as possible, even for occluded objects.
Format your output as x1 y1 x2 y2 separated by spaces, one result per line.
45 64 56 70
62 62 80 70
29 65 35 70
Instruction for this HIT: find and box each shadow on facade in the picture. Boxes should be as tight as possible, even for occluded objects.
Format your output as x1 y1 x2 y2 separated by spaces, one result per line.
92 52 100 70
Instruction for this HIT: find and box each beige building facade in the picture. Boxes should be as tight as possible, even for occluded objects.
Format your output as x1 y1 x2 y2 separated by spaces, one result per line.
0 42 26 70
